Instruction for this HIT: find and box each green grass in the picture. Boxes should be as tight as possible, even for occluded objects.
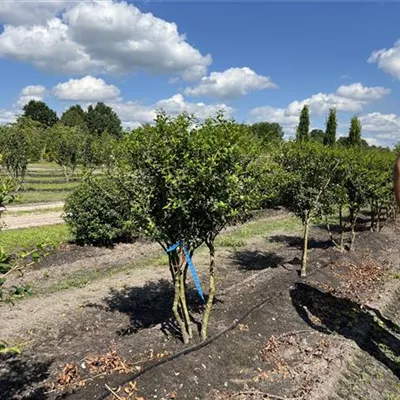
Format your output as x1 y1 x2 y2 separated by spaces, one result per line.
22 182 80 192
0 224 71 253
215 215 301 248
12 191 70 204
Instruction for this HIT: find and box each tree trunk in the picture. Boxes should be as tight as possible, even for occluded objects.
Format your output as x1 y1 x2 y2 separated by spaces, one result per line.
300 215 310 277
325 214 334 244
376 205 382 232
325 214 339 249
173 271 189 344
179 264 192 339
349 207 358 251
339 206 345 252
370 204 376 232
201 239 216 340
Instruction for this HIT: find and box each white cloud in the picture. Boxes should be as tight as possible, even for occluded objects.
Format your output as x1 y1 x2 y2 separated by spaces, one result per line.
53 75 120 101
0 0 68 25
285 83 389 117
16 85 47 108
359 112 400 133
21 85 47 97
0 1 211 80
285 93 365 116
0 109 16 125
184 67 277 99
358 112 400 147
364 137 379 146
108 94 233 128
368 40 400 79
336 82 390 101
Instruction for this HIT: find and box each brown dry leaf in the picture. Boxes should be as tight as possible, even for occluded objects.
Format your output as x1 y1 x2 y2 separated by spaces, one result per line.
49 362 82 391
85 349 132 374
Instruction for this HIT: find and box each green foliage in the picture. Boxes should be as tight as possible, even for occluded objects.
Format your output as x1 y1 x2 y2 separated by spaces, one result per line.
348 115 362 146
250 122 284 144
324 107 337 146
60 105 87 128
296 105 310 142
310 129 326 144
22 100 58 128
0 123 30 187
81 132 116 171
85 102 122 138
64 176 133 246
116 111 262 249
280 141 338 223
46 123 83 180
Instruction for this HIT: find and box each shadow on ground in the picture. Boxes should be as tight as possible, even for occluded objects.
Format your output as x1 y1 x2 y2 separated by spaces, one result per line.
270 234 332 249
290 282 400 378
0 353 51 399
232 250 284 271
90 279 206 340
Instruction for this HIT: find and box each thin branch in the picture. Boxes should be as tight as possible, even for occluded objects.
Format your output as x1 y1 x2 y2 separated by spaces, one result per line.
105 384 124 400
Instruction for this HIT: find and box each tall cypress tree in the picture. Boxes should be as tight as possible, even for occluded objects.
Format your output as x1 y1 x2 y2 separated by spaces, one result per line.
348 116 362 146
296 105 310 142
324 107 337 146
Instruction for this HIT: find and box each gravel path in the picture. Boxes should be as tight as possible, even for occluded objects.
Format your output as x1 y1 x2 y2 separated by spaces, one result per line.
2 202 65 230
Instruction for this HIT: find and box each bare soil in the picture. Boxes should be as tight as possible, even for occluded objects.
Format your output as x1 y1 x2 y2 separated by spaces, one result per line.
1 210 400 400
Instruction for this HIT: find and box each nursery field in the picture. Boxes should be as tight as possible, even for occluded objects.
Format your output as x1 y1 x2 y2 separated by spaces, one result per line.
1 112 400 400
2 209 400 400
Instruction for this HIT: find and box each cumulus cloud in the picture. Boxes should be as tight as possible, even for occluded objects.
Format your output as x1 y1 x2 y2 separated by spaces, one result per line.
284 83 389 117
0 1 211 80
16 85 47 108
53 76 120 101
285 93 364 116
184 67 277 99
336 82 390 101
368 40 400 79
109 94 233 129
0 0 68 25
0 109 16 125
359 112 400 147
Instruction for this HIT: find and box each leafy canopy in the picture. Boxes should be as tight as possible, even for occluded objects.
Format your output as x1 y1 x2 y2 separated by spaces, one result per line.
114 111 262 250
22 100 58 128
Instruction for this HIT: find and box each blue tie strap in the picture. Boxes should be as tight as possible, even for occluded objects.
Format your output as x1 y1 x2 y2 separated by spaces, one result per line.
166 242 205 302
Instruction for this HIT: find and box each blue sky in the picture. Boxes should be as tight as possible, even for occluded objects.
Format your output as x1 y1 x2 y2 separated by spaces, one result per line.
1 1 400 146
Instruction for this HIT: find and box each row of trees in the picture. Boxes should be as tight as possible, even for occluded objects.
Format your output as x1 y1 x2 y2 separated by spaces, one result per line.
63 110 397 344
0 100 123 185
0 100 388 189
23 100 122 138
296 105 367 147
